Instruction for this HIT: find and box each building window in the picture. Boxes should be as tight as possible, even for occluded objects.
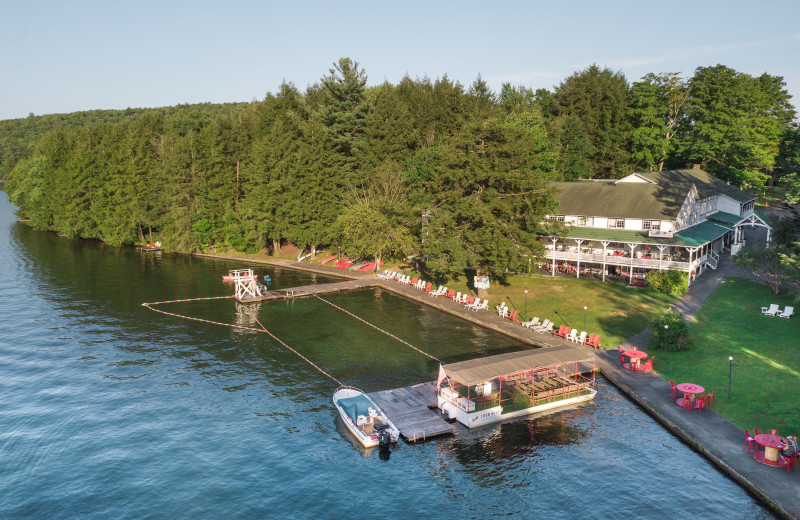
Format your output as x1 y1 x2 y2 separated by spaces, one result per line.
643 220 660 231
550 215 565 222
608 218 625 229
741 202 754 215
576 216 593 227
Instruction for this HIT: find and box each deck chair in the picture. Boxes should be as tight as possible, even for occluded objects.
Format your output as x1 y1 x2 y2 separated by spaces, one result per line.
642 357 654 374
474 300 489 311
762 304 779 315
506 309 520 322
779 306 794 318
521 317 540 328
536 321 554 334
445 289 456 299
586 334 601 348
577 331 587 344
496 302 507 316
532 319 551 333
554 325 569 338
465 298 482 310
567 329 578 342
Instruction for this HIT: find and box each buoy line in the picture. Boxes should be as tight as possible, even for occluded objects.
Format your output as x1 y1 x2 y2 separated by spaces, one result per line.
142 296 343 386
313 294 445 365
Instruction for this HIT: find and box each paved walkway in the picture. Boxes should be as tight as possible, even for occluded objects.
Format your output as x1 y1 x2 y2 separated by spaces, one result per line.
199 253 799 519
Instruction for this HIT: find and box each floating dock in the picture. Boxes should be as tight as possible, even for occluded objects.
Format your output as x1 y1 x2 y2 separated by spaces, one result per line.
235 279 374 303
366 381 454 443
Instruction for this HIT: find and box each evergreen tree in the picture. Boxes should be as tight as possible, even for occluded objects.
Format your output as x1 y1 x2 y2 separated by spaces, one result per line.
554 64 633 178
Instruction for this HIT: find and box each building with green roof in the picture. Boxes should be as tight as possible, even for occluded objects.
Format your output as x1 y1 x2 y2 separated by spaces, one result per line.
542 168 771 285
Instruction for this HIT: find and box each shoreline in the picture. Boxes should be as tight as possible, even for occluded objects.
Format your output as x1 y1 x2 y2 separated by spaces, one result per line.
197 251 799 520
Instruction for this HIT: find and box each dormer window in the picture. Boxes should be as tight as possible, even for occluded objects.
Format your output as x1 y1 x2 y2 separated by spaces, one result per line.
643 220 660 231
608 218 625 229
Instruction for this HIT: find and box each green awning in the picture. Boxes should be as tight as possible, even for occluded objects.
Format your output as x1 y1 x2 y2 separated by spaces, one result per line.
674 220 731 247
706 211 741 225
553 220 731 248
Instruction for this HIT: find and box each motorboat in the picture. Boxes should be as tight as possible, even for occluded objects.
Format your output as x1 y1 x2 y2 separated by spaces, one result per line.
332 386 399 448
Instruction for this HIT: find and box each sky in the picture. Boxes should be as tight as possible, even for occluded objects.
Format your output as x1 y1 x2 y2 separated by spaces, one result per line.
2 0 799 121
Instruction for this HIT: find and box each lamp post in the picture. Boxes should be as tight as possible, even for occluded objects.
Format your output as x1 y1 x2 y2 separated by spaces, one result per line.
664 324 669 362
728 356 733 400
583 306 588 332
337 246 341 265
524 290 528 320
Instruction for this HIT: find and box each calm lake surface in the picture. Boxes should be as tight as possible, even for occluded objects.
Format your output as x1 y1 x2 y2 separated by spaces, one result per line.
0 195 774 519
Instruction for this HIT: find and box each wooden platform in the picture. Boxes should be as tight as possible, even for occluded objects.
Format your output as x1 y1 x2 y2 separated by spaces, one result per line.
367 381 454 443
235 279 375 303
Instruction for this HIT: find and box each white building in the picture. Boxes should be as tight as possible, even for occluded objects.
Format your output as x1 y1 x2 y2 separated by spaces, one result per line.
543 168 770 285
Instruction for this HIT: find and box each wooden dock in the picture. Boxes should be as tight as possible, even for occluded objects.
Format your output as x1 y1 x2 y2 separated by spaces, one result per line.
235 279 376 303
367 381 454 443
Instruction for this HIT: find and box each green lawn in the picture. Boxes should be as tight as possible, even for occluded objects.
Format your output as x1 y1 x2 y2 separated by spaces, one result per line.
394 269 677 348
656 278 800 434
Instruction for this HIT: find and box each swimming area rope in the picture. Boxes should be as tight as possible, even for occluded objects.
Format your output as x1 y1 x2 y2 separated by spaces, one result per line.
142 296 343 386
313 294 445 365
254 318 342 386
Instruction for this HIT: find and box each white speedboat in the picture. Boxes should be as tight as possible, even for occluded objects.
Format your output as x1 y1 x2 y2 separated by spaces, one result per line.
333 386 400 448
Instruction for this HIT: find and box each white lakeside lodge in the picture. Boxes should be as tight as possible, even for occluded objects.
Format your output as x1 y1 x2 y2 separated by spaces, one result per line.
542 168 771 286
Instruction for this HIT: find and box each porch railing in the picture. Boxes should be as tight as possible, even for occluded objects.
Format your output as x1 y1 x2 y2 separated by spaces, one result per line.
545 251 698 270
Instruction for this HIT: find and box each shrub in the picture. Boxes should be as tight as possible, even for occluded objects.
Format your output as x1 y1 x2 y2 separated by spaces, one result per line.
648 311 692 352
645 269 688 296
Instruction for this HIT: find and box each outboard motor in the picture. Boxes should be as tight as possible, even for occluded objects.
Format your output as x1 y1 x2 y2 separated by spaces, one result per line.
374 423 392 450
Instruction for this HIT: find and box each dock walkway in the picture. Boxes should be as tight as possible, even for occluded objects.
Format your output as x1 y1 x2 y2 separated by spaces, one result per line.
367 382 454 443
234 279 373 303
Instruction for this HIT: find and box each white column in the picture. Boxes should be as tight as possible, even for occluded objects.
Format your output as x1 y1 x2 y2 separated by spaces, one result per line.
658 245 666 271
628 244 636 283
601 242 608 282
576 239 583 279
551 238 557 276
687 247 693 287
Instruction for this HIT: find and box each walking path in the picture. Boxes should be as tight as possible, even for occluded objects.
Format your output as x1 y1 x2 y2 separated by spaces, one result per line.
198 253 799 519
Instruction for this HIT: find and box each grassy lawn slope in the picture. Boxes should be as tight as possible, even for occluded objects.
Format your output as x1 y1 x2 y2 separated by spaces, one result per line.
658 278 800 434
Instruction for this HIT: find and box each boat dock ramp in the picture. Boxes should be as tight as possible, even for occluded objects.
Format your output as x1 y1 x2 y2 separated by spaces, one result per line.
366 381 454 443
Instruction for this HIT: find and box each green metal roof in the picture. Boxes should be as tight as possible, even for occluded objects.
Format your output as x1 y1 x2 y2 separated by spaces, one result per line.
551 169 757 221
636 169 756 204
552 181 683 221
706 211 741 225
555 220 731 248
674 220 732 247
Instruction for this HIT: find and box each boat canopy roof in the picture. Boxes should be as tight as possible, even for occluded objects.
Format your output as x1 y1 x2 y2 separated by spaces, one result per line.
337 394 375 423
443 345 594 386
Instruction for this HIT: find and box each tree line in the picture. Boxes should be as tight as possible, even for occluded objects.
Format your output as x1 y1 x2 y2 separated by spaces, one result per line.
3 59 799 281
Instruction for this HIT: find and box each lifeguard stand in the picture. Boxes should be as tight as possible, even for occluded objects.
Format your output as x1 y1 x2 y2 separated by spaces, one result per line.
231 269 264 301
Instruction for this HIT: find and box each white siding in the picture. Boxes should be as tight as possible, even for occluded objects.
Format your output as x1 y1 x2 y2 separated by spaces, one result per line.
717 195 741 215
624 219 643 230
616 173 651 183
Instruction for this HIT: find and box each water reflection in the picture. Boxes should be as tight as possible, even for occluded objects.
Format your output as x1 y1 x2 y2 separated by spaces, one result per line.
0 198 778 520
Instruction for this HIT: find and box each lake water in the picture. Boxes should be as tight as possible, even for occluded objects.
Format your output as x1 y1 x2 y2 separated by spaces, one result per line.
0 194 774 519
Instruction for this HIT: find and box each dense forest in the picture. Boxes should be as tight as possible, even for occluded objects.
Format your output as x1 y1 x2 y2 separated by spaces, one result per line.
2 59 799 279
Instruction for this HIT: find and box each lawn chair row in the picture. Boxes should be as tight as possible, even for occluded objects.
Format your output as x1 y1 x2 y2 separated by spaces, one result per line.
761 304 794 318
